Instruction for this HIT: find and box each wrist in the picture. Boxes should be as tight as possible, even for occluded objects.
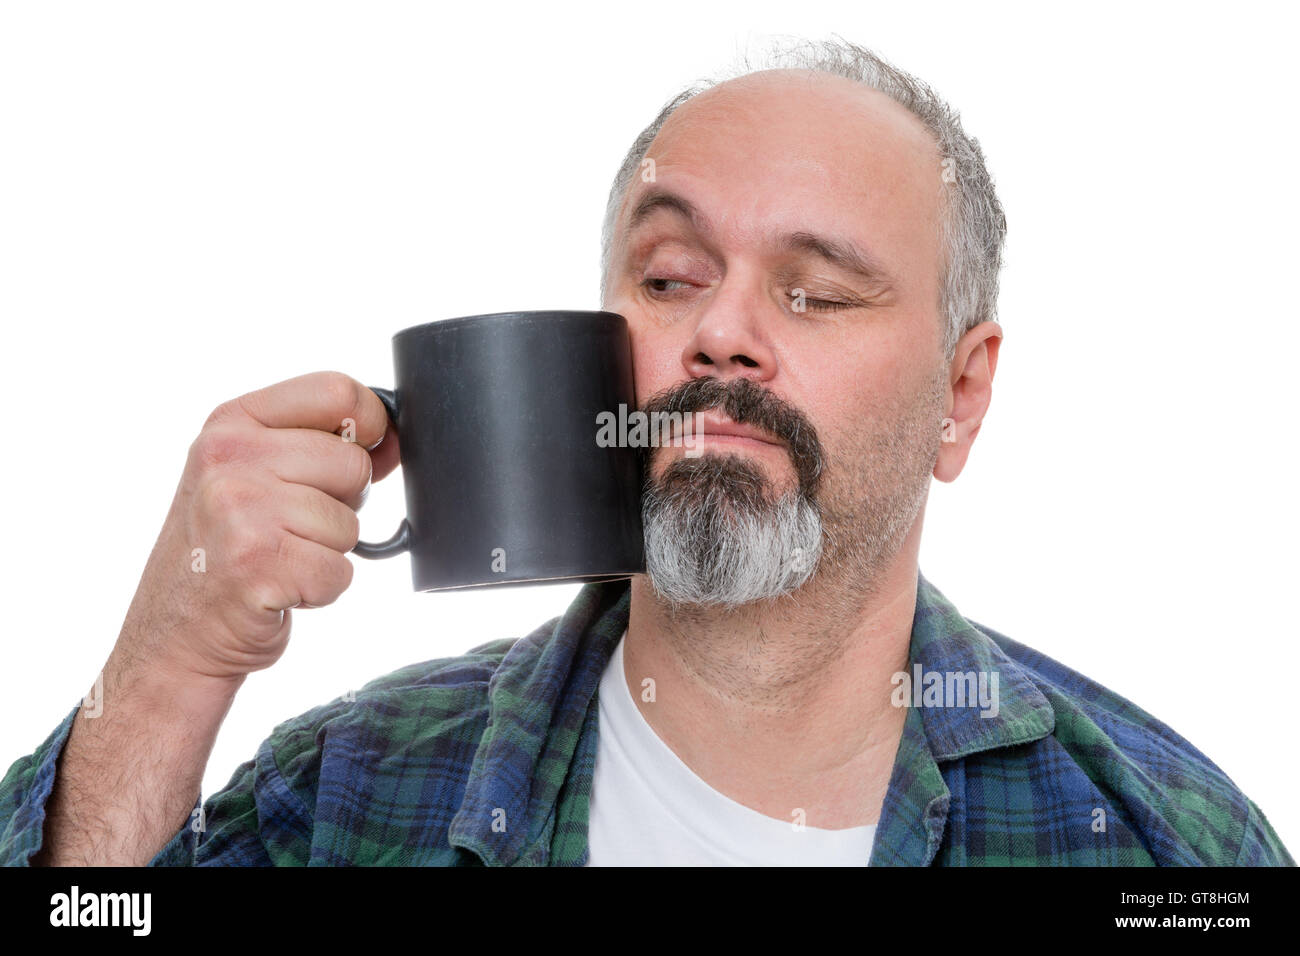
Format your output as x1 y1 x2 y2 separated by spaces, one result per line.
97 645 245 727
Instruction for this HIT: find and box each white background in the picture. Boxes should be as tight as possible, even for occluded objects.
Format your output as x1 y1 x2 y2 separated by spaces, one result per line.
2 1 1296 859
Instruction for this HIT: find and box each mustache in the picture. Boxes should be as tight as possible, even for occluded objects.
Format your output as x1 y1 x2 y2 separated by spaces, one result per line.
638 377 826 496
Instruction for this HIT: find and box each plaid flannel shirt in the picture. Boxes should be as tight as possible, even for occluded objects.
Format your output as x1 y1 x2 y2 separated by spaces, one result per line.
1 571 1292 865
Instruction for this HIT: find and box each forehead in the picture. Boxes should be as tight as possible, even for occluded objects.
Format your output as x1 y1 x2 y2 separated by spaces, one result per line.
619 70 943 275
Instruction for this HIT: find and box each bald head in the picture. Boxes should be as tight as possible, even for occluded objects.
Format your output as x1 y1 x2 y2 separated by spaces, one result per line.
598 41 1006 360
608 68 946 354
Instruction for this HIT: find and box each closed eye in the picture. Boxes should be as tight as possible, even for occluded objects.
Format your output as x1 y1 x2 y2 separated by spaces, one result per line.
790 292 857 312
640 277 862 312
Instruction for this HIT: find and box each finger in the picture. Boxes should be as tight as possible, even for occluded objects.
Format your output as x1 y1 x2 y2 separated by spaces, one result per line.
221 371 390 450
195 423 377 511
274 480 363 554
367 419 401 484
283 534 355 610
262 426 376 511
247 532 355 613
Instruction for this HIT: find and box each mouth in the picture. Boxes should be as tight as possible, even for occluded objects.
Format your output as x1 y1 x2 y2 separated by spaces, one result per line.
668 413 784 450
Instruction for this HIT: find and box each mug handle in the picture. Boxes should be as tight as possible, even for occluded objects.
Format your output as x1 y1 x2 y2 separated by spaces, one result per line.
352 386 412 559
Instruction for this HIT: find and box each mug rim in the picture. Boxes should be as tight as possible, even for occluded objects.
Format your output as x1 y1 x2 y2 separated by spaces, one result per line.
392 309 626 343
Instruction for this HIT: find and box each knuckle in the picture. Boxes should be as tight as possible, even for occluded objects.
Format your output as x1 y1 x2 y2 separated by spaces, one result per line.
199 475 261 517
248 579 290 615
305 555 352 608
318 371 359 421
190 424 255 473
228 519 271 567
203 398 245 429
331 553 355 595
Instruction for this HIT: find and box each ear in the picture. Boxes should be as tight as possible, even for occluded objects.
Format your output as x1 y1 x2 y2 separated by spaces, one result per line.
935 321 1002 483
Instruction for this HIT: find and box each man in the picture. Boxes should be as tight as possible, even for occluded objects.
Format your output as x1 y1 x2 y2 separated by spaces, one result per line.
1 38 1291 866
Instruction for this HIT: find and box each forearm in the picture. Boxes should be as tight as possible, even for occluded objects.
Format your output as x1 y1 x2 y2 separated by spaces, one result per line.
32 648 243 866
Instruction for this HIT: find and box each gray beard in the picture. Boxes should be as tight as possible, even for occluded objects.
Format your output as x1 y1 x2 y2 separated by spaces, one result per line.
641 453 824 610
639 365 946 612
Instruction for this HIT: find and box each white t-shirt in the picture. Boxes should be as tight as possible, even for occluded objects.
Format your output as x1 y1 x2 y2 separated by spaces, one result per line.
586 629 877 865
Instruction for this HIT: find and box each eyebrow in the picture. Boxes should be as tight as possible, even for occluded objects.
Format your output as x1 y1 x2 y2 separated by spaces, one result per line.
625 186 897 290
628 188 710 236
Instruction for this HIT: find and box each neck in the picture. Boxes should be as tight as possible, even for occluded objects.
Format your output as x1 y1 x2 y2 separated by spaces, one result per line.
622 513 924 830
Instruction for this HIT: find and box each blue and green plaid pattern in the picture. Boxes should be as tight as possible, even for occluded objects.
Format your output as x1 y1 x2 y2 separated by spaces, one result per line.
1 571 1291 865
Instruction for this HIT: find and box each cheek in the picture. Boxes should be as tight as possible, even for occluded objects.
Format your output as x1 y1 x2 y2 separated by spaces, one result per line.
799 356 921 463
629 325 686 406
849 334 923 412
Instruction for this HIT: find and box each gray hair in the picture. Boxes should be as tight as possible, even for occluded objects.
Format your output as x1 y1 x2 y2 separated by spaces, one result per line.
598 36 1007 361
642 459 824 610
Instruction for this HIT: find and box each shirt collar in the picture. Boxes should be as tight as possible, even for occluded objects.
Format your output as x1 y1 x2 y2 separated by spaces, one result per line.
447 580 626 866
449 569 1054 866
867 570 1055 865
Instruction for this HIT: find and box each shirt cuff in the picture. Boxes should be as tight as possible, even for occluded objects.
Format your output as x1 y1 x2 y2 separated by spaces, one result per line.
0 701 80 865
0 699 199 866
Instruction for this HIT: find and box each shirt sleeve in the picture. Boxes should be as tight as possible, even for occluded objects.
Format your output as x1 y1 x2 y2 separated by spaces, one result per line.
0 699 317 866
0 701 200 866
1232 798 1296 866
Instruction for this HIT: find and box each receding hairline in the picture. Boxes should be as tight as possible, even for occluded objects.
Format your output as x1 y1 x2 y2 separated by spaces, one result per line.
606 71 943 295
677 66 942 141
607 67 945 256
598 38 1008 361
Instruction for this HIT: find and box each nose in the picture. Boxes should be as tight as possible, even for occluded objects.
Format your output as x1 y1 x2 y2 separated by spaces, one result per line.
679 277 779 384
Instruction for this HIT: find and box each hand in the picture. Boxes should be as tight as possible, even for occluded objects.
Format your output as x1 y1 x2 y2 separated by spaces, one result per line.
114 371 400 685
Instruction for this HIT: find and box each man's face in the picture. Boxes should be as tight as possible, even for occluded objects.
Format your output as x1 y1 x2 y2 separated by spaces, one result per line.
602 69 951 608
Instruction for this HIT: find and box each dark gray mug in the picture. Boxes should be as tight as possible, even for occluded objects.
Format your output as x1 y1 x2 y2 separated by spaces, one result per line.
352 310 645 591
